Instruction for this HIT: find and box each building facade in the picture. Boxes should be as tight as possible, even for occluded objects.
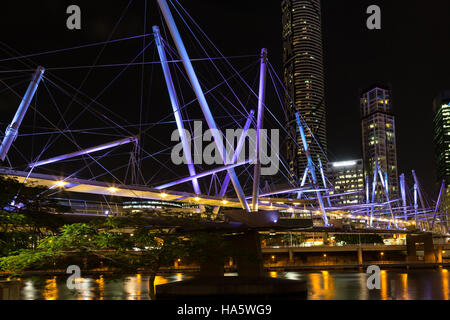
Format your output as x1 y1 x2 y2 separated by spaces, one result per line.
328 160 365 205
433 91 450 186
432 91 450 216
360 86 399 202
282 0 327 182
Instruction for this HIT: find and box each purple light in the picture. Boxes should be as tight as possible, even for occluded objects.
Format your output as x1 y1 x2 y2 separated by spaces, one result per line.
153 25 201 196
0 67 45 161
29 136 137 168
155 160 252 190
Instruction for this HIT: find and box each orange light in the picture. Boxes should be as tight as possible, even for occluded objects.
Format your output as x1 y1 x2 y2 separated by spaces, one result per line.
221 200 228 205
107 187 118 193
194 197 200 201
160 193 168 198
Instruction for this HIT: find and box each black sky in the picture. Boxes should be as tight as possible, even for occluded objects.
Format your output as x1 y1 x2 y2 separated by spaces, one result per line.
1 0 449 197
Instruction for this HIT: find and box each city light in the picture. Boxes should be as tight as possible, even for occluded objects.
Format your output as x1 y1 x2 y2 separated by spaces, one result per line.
160 193 168 198
332 160 357 167
55 181 67 188
107 187 118 193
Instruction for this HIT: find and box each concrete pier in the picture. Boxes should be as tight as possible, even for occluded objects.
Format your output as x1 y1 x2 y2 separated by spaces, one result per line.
155 230 307 299
155 276 307 300
0 281 22 300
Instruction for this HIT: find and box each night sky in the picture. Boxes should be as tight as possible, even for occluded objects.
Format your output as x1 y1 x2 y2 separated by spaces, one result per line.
1 0 449 198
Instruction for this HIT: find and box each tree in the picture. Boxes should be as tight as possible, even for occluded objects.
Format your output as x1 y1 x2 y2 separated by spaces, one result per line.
0 217 187 299
0 175 69 256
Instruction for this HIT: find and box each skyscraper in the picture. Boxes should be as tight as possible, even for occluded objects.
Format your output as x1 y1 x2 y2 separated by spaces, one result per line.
360 86 399 201
433 91 450 186
282 0 327 182
432 91 450 218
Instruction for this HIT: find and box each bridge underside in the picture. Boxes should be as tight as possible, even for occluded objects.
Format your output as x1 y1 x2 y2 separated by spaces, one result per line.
0 168 311 212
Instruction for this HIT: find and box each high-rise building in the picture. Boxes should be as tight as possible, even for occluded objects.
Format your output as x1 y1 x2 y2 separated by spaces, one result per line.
360 86 399 201
433 91 450 186
432 91 450 217
328 160 365 205
282 0 327 182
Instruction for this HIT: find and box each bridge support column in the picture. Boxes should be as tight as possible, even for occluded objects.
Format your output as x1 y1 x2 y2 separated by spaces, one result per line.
289 248 294 264
423 235 436 263
406 233 436 263
232 231 264 277
437 246 443 264
357 247 363 265
200 260 224 277
406 235 417 262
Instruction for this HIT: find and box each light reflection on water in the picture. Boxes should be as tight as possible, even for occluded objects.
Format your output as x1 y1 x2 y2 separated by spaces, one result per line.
14 269 450 300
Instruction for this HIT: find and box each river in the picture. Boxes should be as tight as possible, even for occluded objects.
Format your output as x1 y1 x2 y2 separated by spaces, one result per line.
12 269 449 300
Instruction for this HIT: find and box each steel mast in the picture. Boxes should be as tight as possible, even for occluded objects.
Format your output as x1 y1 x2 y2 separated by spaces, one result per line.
156 0 249 211
0 66 45 161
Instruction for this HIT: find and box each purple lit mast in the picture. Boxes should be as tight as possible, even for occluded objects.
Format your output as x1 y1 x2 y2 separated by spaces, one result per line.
153 25 201 196
211 110 254 214
413 183 419 225
156 0 249 211
399 173 407 221
317 156 331 207
295 112 328 226
431 180 445 228
219 111 254 195
0 66 45 161
29 136 138 168
369 160 378 227
296 167 309 199
155 160 251 190
383 170 397 228
251 48 268 212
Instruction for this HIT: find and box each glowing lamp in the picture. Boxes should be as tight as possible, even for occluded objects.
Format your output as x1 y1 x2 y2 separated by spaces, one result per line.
55 181 67 187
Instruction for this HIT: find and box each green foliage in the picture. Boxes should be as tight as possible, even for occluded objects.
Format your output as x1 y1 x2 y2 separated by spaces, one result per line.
0 177 252 278
0 175 69 215
0 250 59 276
0 175 70 257
38 224 97 252
0 216 187 276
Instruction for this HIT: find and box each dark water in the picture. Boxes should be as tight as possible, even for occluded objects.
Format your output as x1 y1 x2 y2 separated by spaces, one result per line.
11 269 450 300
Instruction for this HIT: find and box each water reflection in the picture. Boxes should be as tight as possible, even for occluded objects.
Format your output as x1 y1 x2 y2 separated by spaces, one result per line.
8 270 450 300
400 273 408 300
43 277 58 300
380 270 388 300
442 269 448 300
